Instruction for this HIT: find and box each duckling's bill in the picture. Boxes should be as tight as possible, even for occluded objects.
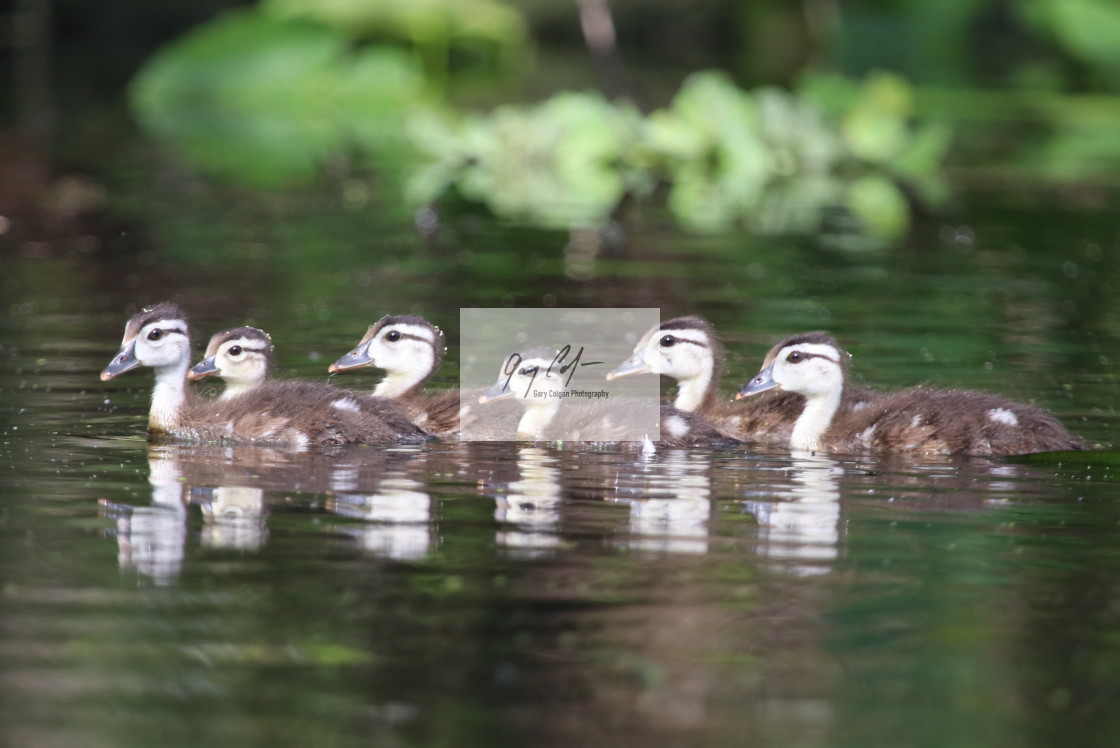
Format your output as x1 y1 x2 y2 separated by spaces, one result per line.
737 365 777 399
187 355 219 382
328 345 373 373
100 340 140 381
479 379 514 404
605 355 652 380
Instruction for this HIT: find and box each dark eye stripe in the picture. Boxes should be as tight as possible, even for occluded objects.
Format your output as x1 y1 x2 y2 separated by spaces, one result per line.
788 349 839 365
663 336 707 348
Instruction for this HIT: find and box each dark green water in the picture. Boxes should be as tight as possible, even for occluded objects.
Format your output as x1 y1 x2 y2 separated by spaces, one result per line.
2 188 1119 747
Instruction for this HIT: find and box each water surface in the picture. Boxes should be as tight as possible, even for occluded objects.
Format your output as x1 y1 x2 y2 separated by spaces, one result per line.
2 191 1119 747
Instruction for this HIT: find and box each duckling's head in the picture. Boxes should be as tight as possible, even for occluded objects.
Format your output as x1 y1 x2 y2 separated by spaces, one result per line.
479 347 565 407
607 316 721 383
101 302 191 380
329 315 444 375
188 326 273 396
738 331 847 401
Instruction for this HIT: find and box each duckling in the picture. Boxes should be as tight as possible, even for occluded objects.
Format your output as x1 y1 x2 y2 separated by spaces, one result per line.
480 347 738 448
188 326 273 400
736 331 1087 456
328 315 464 438
100 303 429 447
607 316 809 444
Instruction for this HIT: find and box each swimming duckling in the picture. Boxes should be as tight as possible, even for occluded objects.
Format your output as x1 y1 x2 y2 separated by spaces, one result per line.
737 331 1087 456
607 316 808 443
100 303 429 447
481 347 738 448
188 326 273 400
328 315 464 438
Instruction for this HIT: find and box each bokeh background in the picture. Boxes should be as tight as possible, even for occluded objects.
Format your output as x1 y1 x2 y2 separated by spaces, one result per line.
7 0 1120 257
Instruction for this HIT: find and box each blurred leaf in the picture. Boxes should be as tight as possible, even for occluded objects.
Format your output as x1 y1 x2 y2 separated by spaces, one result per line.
754 87 844 176
647 71 772 232
131 12 343 187
1021 0 1120 75
845 175 910 242
263 0 530 81
131 10 429 188
893 121 953 179
415 92 638 227
755 176 844 235
843 72 914 164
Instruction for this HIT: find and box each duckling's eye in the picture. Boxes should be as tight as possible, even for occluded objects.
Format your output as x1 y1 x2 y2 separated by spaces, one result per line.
147 329 163 341
228 345 243 357
660 335 676 347
385 331 401 342
787 351 803 364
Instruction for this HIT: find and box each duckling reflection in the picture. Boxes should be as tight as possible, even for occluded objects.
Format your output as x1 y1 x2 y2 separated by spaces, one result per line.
613 450 712 555
99 446 187 584
742 453 841 576
192 484 267 551
492 447 563 557
327 477 434 561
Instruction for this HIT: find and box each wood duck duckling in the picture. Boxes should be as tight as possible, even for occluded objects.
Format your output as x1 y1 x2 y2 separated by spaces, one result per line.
100 303 429 447
328 315 464 438
188 326 273 400
480 347 737 448
736 331 1087 456
607 316 809 444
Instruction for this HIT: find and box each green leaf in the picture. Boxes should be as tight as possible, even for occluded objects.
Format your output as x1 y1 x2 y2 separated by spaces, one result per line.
845 175 911 242
842 72 914 164
131 10 432 189
1022 0 1120 73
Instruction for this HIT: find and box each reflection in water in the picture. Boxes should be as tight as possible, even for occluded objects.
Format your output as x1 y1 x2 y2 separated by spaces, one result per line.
493 447 563 557
743 452 842 576
100 447 187 584
328 478 434 561
193 485 267 551
617 450 712 555
99 443 439 579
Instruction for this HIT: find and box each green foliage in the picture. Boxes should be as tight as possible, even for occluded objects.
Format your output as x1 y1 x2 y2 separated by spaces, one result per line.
131 10 429 188
636 70 944 240
407 93 646 228
128 4 953 244
400 70 946 241
1021 0 1120 79
645 71 771 233
262 0 530 91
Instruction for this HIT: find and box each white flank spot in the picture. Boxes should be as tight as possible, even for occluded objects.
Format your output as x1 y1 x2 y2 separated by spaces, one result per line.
860 424 877 443
665 415 689 439
910 414 923 428
332 398 360 413
988 408 1019 427
852 401 868 412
